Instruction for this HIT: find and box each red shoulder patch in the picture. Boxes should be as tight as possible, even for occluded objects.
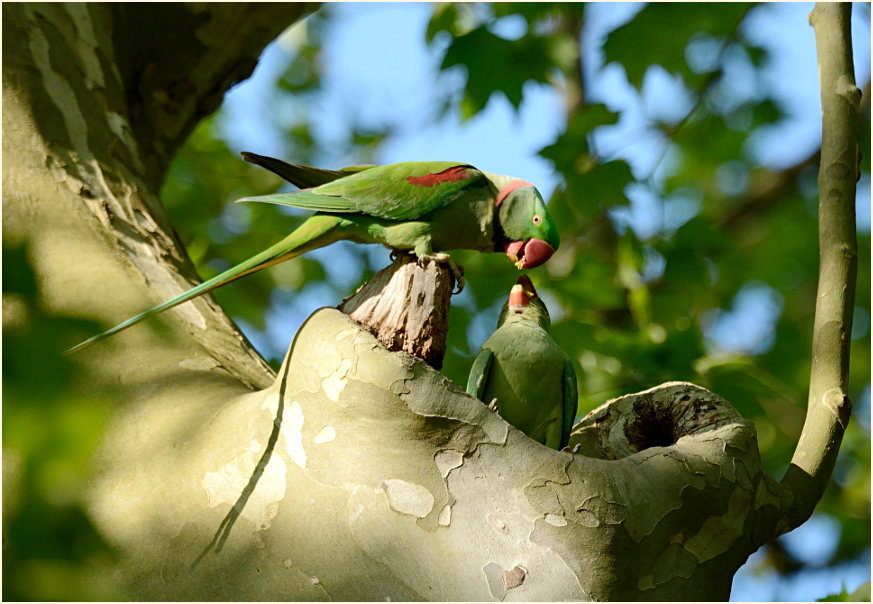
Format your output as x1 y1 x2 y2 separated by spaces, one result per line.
405 166 471 187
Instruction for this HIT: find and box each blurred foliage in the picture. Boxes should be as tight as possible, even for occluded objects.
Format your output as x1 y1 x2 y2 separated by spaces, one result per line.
819 581 871 601
3 244 126 600
604 3 754 89
427 3 584 119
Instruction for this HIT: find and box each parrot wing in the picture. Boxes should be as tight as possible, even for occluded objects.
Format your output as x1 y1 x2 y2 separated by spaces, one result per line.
466 347 495 401
561 358 579 449
238 161 489 221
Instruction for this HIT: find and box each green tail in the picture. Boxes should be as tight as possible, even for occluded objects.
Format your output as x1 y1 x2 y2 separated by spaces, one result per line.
240 151 371 188
67 214 345 353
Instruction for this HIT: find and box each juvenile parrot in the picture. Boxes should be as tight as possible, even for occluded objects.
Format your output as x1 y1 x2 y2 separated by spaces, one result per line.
68 154 560 352
466 275 578 450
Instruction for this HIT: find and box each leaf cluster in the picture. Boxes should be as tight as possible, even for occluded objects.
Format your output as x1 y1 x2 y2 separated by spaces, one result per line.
427 3 582 119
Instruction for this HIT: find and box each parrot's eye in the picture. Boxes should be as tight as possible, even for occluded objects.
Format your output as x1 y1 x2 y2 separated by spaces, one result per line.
532 214 542 226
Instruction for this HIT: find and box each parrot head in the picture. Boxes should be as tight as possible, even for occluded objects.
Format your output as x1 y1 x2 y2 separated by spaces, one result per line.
500 274 551 330
496 182 560 270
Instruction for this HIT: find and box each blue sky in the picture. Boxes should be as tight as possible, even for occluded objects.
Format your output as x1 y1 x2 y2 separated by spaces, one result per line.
213 4 871 599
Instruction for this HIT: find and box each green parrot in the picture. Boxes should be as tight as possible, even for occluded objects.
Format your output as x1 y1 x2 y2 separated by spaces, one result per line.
466 275 578 450
68 154 560 353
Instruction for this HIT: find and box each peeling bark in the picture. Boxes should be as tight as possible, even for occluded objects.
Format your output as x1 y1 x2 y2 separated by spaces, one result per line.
338 253 457 369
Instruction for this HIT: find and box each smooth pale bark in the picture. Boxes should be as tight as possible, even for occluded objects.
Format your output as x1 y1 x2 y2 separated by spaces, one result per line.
779 2 860 534
2 2 858 600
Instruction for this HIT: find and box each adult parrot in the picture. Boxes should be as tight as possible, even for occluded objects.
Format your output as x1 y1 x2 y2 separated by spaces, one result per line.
68 153 560 353
466 275 578 450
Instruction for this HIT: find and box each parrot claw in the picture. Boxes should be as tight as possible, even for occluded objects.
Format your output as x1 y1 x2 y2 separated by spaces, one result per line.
560 443 581 454
417 252 466 294
487 398 500 415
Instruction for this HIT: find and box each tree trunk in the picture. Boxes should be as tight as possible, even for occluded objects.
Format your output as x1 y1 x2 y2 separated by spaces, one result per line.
2 2 857 600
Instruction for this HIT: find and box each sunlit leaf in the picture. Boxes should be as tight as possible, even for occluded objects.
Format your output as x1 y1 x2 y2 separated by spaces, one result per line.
604 3 753 89
441 25 555 116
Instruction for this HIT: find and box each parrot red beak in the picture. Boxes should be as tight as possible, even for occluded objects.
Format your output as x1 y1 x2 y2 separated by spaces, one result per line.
504 238 555 269
508 275 538 312
508 284 527 311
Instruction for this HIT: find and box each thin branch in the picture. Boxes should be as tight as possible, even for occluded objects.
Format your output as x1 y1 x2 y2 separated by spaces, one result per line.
777 2 860 534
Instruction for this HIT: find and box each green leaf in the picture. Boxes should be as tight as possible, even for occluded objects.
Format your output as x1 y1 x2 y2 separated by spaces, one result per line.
492 3 585 26
818 582 872 602
545 159 633 220
441 25 555 116
604 3 753 89
426 3 463 42
539 103 619 166
538 105 631 212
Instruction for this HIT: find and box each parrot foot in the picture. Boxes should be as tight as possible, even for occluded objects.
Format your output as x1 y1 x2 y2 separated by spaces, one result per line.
560 443 581 454
417 252 466 294
487 398 500 416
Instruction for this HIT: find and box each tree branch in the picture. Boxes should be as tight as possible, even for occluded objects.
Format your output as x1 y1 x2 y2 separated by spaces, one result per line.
717 149 821 230
778 2 860 533
2 4 316 388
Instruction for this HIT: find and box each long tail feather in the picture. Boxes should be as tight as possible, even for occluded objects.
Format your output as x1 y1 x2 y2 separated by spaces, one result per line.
67 214 344 353
241 152 371 188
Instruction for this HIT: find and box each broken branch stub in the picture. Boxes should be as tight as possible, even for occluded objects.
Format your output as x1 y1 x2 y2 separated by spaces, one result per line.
338 253 457 368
